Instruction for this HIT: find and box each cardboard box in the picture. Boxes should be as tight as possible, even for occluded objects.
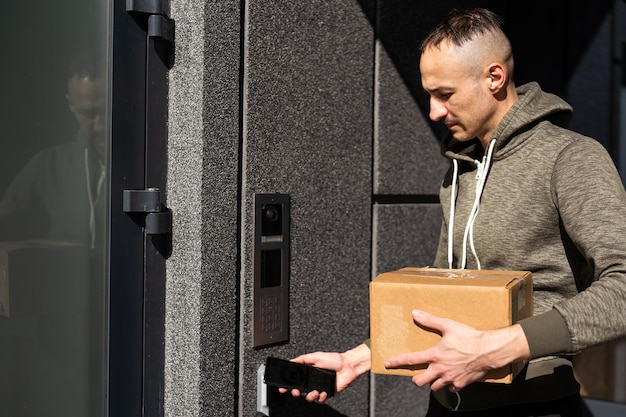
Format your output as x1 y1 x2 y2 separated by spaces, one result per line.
370 267 532 383
0 240 89 318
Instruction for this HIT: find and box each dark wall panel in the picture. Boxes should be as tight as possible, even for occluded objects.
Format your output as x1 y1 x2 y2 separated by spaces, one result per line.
498 1 615 150
372 204 441 276
241 1 374 416
374 1 452 196
375 45 448 195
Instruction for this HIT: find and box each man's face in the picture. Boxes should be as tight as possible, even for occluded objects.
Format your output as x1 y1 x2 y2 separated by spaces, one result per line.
66 75 106 158
420 42 495 144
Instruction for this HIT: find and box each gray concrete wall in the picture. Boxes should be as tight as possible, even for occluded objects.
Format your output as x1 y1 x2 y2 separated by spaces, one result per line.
166 0 242 416
166 0 379 416
240 1 374 416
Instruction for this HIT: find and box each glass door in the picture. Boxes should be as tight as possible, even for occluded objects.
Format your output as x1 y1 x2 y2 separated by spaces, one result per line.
0 0 171 415
0 1 110 416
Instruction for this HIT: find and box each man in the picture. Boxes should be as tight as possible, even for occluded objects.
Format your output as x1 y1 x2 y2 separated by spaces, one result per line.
0 55 106 248
0 54 107 415
282 8 626 416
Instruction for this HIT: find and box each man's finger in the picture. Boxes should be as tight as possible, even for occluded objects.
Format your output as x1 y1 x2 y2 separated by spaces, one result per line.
384 349 432 369
412 309 448 330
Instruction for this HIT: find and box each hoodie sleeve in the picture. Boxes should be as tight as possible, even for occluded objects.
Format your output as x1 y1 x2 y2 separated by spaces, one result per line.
540 137 626 353
518 309 572 358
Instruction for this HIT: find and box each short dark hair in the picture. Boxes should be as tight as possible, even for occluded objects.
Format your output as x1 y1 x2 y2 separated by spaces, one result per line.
66 53 104 82
420 8 505 52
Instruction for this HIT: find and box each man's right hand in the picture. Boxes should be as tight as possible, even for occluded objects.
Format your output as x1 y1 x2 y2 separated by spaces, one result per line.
279 343 371 403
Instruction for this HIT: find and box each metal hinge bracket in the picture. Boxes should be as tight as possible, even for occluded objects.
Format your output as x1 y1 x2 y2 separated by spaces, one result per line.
126 0 174 43
123 188 172 236
126 0 170 17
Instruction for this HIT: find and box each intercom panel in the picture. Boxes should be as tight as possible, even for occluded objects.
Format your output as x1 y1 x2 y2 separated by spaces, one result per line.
253 193 290 348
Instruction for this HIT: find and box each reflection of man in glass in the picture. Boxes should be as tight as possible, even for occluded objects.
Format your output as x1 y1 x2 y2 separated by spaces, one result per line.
66 56 106 166
0 54 107 417
0 55 106 248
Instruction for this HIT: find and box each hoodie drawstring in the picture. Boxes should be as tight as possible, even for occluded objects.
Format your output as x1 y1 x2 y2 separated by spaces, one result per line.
448 138 497 269
85 148 105 250
447 159 459 269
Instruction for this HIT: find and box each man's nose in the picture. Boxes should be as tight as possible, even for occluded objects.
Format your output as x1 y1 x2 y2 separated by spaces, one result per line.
92 114 104 131
429 99 447 122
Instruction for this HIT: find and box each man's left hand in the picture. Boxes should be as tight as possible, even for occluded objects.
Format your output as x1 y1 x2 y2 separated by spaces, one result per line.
384 309 530 392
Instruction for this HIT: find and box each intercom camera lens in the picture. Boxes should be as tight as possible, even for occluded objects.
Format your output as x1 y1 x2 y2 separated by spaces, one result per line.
263 205 279 222
261 204 282 236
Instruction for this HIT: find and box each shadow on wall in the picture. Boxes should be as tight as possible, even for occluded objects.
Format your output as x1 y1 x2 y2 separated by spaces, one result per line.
355 0 615 141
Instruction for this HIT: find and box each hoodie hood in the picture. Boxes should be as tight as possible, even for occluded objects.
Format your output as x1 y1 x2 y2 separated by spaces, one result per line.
439 82 573 270
441 82 573 162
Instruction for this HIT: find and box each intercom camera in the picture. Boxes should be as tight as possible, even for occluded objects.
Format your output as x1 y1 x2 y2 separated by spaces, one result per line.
253 194 290 348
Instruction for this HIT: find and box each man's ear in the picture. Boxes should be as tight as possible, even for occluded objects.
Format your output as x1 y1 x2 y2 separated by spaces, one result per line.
486 62 507 92
65 93 74 112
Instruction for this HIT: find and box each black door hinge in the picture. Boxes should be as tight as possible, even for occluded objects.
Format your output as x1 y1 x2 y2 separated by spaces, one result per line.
123 188 172 258
126 0 170 16
126 0 175 44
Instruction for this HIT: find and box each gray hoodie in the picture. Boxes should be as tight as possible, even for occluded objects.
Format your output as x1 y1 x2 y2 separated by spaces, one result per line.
432 82 626 409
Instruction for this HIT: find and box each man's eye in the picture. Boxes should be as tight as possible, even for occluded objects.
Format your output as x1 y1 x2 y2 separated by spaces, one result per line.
76 107 105 119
